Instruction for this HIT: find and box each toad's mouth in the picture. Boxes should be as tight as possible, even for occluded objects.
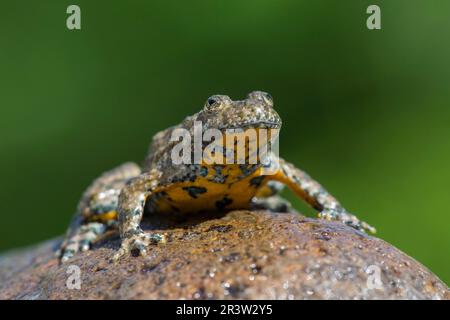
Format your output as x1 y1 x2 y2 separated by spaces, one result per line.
219 120 282 130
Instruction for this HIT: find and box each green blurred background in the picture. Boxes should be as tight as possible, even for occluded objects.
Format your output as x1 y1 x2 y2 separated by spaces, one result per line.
0 1 449 284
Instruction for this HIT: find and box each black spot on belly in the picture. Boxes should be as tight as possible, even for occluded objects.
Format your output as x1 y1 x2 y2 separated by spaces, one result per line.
239 164 258 177
216 196 233 211
249 175 265 187
211 165 227 183
182 186 207 199
199 166 208 177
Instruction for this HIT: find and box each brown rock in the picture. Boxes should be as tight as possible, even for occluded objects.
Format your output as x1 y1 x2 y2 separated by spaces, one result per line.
0 210 448 299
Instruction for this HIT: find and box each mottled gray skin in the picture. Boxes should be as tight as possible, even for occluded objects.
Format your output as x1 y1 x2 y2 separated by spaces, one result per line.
141 92 281 184
58 91 374 262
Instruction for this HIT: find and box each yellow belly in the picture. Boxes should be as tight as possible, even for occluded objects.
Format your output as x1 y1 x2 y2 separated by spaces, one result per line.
150 165 267 214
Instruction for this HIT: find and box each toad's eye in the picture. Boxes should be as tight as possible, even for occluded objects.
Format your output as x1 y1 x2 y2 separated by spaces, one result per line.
204 95 229 110
207 97 218 106
262 92 273 106
247 91 274 107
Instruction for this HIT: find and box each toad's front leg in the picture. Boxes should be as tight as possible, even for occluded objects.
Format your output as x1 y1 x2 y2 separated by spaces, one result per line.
112 170 167 261
271 158 376 233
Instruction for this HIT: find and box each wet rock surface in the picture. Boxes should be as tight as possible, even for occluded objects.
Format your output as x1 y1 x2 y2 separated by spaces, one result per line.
0 210 448 299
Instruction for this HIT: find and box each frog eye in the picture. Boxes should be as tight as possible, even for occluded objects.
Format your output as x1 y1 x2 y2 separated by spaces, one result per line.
247 91 273 107
204 95 229 110
262 92 273 106
207 97 218 106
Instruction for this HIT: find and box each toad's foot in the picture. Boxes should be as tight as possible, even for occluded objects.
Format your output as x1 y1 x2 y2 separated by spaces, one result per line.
319 209 376 234
111 231 166 262
58 222 107 262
